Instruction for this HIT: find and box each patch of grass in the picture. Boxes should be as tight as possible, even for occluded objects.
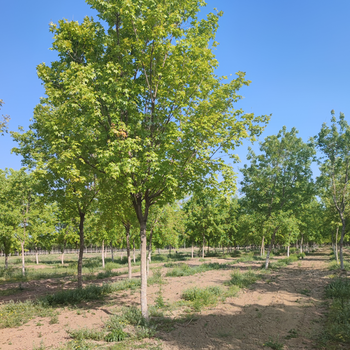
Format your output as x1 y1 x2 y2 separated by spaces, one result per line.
165 262 228 277
324 278 350 344
0 300 55 328
49 314 59 324
0 286 24 297
328 260 350 271
263 336 284 350
226 269 258 289
285 328 298 339
41 283 113 306
268 254 299 269
68 327 105 341
181 286 224 311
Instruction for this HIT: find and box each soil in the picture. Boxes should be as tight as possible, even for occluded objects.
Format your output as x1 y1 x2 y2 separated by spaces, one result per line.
0 249 336 350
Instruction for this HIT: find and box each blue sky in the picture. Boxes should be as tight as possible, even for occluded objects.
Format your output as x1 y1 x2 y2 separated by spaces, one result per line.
1 0 349 185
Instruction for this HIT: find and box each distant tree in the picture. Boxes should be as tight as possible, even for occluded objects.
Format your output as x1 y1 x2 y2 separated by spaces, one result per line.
316 112 350 269
241 127 315 268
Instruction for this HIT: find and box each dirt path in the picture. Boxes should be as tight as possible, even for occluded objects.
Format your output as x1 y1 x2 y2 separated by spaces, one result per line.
0 251 332 350
159 253 330 350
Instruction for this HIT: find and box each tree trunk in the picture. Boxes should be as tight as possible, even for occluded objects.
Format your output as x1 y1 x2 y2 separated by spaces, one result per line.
5 253 8 269
287 244 290 257
77 212 85 289
111 243 114 263
125 225 132 280
260 236 265 257
21 241 25 277
35 250 39 264
265 228 278 269
140 220 148 319
191 243 194 259
340 219 346 270
300 234 303 254
146 229 154 277
133 238 136 263
207 239 210 254
61 252 64 265
102 240 105 268
202 236 205 258
335 226 339 264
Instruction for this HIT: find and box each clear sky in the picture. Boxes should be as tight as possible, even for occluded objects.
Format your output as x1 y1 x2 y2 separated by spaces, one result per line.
1 0 349 185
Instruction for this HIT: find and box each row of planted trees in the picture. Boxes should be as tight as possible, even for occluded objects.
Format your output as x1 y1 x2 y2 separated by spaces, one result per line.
1 0 349 319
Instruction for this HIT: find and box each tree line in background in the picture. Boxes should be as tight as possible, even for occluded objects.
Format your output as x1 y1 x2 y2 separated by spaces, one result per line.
1 0 350 319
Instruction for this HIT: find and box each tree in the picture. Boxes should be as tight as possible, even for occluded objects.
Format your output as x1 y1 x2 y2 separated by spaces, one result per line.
316 112 350 269
185 186 231 258
14 0 268 318
240 127 315 268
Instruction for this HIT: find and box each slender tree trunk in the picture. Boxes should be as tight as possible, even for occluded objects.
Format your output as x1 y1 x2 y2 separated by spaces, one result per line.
146 229 153 277
5 253 8 269
102 240 105 268
61 252 64 265
260 236 265 257
191 243 194 258
21 241 25 277
140 220 148 319
300 234 303 254
77 212 85 289
202 236 205 258
287 244 290 257
265 228 278 269
340 219 346 270
207 239 210 254
125 225 132 280
35 251 39 264
133 238 136 263
111 242 114 263
335 226 339 264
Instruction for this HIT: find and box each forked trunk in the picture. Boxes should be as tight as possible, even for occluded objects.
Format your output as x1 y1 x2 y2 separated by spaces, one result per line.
102 240 105 268
77 212 85 289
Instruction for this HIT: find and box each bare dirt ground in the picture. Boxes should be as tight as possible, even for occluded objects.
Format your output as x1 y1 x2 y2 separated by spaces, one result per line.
0 250 335 350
